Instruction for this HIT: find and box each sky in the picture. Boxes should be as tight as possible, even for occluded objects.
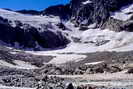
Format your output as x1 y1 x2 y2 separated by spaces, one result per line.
0 0 70 11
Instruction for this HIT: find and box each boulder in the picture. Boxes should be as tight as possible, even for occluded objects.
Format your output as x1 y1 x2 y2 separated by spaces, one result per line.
66 83 74 89
127 68 133 73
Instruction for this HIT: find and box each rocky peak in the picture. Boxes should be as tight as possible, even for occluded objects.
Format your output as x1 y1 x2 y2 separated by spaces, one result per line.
70 0 133 26
42 0 133 27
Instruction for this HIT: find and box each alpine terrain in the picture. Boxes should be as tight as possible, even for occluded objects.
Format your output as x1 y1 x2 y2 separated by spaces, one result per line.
0 0 133 89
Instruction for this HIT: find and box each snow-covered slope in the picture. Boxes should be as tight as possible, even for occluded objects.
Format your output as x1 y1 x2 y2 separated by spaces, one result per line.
0 9 69 49
0 9 60 29
0 3 133 64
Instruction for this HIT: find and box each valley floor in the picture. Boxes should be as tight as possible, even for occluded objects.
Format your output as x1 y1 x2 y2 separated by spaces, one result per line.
49 73 133 86
0 73 133 89
0 86 35 89
0 46 133 89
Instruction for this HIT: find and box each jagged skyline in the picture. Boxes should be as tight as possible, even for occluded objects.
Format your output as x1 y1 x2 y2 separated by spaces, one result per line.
0 0 70 10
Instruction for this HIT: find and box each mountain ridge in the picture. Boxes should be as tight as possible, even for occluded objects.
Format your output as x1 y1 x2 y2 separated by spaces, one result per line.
0 0 133 50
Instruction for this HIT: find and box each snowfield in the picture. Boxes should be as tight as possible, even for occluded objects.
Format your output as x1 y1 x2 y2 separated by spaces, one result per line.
27 28 133 64
0 8 61 33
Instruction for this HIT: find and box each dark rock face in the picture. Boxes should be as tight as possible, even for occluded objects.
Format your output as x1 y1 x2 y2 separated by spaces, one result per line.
0 17 69 50
66 83 74 89
101 17 124 32
121 21 133 32
70 0 133 26
42 4 72 20
127 68 133 73
17 10 41 15
41 0 133 31
36 30 69 48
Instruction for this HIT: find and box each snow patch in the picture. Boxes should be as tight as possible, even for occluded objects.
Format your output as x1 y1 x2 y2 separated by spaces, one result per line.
14 60 38 69
26 51 87 64
82 0 92 5
0 60 37 69
85 61 104 65
87 23 96 28
49 54 87 64
0 86 35 89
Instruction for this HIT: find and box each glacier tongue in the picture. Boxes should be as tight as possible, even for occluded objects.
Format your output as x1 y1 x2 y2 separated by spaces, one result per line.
27 27 133 57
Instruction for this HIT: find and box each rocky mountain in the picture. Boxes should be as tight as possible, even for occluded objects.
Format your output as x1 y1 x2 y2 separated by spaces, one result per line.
44 0 133 31
70 0 133 25
0 0 133 51
0 0 133 89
